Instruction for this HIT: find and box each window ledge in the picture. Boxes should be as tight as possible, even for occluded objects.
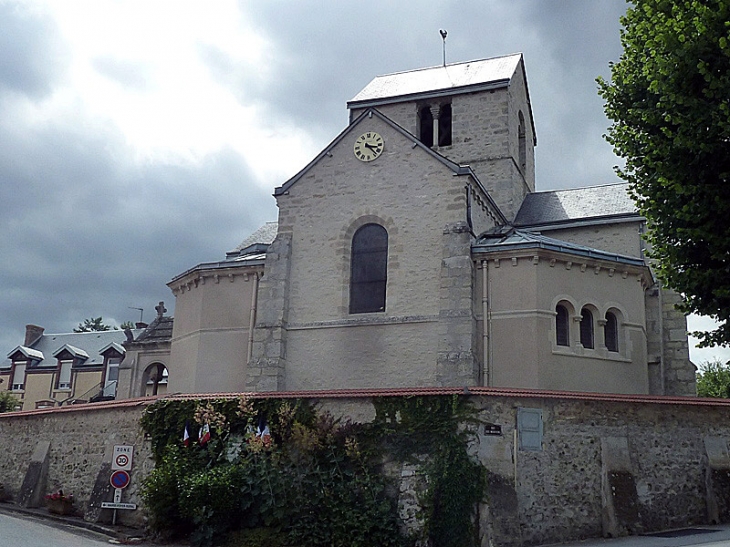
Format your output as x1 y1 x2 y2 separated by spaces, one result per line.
552 347 632 364
289 314 439 330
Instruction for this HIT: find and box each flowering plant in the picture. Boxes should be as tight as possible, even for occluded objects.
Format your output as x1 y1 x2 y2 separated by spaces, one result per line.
44 490 73 502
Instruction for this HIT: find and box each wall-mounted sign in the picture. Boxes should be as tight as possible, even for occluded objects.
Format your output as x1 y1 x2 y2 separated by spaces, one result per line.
484 424 502 436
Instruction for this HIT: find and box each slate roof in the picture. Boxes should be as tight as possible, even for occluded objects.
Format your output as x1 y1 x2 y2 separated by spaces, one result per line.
513 183 638 227
348 53 523 107
171 223 276 283
473 226 646 267
3 329 142 369
228 221 278 256
133 316 174 344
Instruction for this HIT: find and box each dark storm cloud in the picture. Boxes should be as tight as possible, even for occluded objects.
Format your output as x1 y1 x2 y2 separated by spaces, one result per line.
229 0 627 190
0 4 67 98
0 102 275 352
0 1 634 358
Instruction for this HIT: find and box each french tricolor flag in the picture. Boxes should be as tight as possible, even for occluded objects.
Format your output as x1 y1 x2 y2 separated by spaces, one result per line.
199 423 211 446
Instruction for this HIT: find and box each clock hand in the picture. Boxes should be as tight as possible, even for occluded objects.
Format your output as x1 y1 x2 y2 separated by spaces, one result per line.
364 143 379 151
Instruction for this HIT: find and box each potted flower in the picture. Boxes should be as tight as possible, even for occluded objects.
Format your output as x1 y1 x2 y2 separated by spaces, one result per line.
44 490 74 515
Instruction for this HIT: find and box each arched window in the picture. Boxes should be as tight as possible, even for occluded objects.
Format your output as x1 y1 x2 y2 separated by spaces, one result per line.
438 103 452 146
580 308 594 349
350 224 388 314
143 363 168 396
419 106 433 147
555 304 570 347
605 312 619 353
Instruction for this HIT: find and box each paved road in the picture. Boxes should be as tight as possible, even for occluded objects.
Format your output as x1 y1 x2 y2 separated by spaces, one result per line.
3 507 730 547
549 525 730 547
0 512 113 546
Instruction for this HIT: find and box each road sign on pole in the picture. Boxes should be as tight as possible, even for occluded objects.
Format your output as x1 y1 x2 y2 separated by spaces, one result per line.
110 470 131 489
112 445 134 471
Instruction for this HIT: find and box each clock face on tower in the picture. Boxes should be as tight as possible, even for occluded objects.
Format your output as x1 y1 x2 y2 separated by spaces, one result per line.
353 132 384 162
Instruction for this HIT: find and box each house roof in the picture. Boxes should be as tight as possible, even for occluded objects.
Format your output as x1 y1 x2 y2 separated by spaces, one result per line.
52 344 89 360
348 53 523 107
99 341 126 355
514 183 639 227
3 329 141 370
472 226 646 267
6 345 44 362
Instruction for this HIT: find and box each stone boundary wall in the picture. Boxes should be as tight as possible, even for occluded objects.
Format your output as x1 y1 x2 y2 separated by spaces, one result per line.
0 397 154 527
2 389 730 546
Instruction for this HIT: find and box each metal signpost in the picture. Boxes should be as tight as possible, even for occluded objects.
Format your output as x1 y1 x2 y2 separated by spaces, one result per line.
101 445 137 523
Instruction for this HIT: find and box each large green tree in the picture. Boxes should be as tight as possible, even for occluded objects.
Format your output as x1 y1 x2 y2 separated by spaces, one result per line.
696 359 730 397
598 0 730 347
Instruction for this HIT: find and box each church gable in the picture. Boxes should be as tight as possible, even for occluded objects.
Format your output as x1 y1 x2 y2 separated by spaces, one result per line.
247 108 494 390
274 108 483 324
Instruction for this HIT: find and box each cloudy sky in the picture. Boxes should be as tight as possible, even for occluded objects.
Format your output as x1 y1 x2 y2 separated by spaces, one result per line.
0 0 726 365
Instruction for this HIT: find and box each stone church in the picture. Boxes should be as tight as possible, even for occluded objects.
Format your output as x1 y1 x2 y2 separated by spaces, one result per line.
119 53 696 399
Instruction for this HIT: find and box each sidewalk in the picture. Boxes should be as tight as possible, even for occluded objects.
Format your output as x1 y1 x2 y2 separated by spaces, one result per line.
0 501 186 545
3 499 730 547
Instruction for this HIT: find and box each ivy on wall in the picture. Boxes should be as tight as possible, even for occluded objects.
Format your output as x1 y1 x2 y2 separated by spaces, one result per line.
140 395 486 547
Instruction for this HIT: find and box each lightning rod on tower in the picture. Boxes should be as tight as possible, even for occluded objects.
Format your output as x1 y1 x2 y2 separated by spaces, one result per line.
440 29 448 66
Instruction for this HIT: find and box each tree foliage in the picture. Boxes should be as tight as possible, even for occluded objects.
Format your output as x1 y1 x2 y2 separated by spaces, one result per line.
697 359 730 397
0 391 19 413
74 317 114 332
598 0 730 347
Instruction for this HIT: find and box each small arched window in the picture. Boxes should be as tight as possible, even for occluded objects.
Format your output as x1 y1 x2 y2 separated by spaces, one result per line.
350 224 388 314
605 312 619 353
555 304 570 347
580 308 594 349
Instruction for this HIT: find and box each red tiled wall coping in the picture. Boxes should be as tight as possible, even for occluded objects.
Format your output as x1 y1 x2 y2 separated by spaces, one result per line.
2 386 726 419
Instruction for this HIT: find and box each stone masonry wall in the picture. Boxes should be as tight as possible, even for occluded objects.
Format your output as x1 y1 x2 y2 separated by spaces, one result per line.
2 391 729 546
0 399 154 527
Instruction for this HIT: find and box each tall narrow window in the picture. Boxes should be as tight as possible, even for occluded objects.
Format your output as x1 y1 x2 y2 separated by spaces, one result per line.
518 111 527 173
104 357 121 397
605 312 619 352
11 363 26 391
57 360 72 390
419 106 434 147
438 103 452 146
580 308 594 349
555 304 570 347
350 224 388 314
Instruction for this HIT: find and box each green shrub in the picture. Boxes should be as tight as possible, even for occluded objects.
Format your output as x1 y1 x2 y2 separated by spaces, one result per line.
141 395 485 547
0 391 19 413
